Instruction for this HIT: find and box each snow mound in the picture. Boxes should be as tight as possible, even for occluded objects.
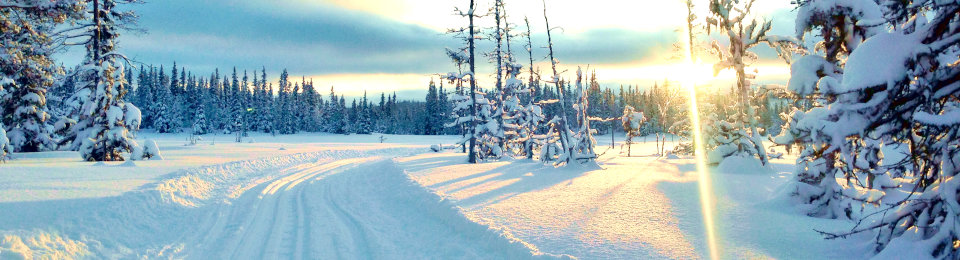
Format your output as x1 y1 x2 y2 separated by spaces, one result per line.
715 154 773 174
788 55 832 95
841 32 919 92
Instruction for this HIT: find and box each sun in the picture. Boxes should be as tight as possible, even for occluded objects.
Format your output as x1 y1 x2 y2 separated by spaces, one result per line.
678 59 714 89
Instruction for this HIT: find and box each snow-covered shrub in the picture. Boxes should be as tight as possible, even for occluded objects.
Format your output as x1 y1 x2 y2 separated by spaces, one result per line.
131 139 162 161
142 140 162 160
621 105 645 156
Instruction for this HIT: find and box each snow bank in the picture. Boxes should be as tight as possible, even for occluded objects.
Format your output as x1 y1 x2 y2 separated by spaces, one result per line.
152 147 416 208
0 230 89 259
841 32 920 92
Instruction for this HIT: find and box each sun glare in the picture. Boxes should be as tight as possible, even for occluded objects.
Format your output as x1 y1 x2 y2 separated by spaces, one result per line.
678 8 721 260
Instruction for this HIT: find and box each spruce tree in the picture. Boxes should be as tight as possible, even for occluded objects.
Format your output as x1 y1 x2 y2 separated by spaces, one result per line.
57 0 146 161
0 1 79 153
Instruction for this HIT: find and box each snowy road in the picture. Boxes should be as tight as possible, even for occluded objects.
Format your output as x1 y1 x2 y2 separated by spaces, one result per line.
0 143 556 259
171 156 552 259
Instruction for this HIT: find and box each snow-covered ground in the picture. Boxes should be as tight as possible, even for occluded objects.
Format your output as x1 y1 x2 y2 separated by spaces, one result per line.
0 132 868 259
399 139 872 259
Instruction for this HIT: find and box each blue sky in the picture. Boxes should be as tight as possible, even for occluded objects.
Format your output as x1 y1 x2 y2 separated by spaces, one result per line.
60 0 797 100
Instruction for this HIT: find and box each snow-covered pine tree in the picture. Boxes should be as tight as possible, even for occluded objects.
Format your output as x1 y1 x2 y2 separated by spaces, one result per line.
0 80 12 161
192 99 207 138
152 67 176 133
290 81 302 134
327 87 346 134
302 78 320 132
134 65 153 126
772 0 882 220
565 68 598 163
444 47 470 149
621 105 646 157
264 82 276 135
274 69 290 134
502 61 527 157
0 1 79 152
424 79 441 135
704 0 795 165
446 0 480 163
228 68 245 136
0 120 10 162
356 91 372 134
781 1 960 258
256 68 271 133
56 0 146 161
233 113 242 142
338 96 348 134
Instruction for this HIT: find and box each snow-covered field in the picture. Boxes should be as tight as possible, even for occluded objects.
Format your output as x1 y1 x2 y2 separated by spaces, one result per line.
1 132 867 259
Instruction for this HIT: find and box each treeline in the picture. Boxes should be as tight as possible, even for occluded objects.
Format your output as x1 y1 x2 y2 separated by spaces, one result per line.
93 61 789 142
59 63 443 137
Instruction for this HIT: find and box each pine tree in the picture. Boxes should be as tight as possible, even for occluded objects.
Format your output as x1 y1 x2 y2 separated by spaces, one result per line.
289 82 301 134
0 83 12 161
152 66 176 133
451 0 480 162
782 1 960 258
190 101 206 145
424 80 440 135
772 0 881 220
0 1 79 153
356 91 372 134
327 87 346 134
56 0 147 161
0 121 10 162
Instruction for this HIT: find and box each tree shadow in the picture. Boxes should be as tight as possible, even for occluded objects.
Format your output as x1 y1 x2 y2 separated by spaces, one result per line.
399 155 600 209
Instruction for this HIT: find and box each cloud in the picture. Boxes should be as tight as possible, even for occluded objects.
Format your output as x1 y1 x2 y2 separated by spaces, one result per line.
120 0 455 76
119 0 685 80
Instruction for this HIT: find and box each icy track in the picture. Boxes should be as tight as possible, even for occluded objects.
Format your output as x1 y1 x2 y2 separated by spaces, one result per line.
0 147 562 259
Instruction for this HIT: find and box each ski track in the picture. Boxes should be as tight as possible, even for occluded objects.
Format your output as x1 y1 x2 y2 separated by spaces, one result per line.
0 146 560 259
172 155 551 259
179 157 376 259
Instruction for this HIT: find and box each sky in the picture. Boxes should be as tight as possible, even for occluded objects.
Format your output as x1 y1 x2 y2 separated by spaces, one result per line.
61 0 798 100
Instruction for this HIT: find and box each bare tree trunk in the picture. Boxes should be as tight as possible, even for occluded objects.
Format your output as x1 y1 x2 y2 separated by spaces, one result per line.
494 0 505 151
468 0 477 163
524 17 535 160
543 0 574 164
